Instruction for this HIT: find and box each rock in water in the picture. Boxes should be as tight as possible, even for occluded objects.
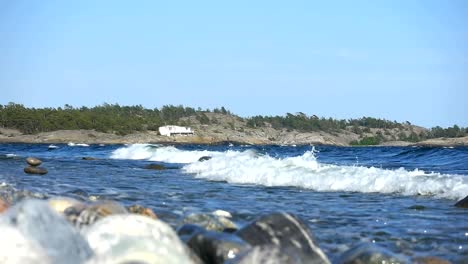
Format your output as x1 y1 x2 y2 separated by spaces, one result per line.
338 243 408 264
198 156 212 162
187 230 251 264
0 199 93 264
454 195 468 208
144 164 167 170
26 157 42 166
235 212 331 264
0 224 52 264
83 214 195 264
24 166 48 175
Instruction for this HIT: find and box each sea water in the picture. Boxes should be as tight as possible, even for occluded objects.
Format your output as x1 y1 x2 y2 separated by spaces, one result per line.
0 143 467 262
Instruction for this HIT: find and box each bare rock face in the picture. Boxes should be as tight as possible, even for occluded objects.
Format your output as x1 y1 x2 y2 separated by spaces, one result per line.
26 157 42 166
235 212 331 264
0 199 93 264
83 214 195 264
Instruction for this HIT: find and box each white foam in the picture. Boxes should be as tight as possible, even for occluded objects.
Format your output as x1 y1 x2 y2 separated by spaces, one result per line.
183 150 468 200
110 144 220 163
68 142 90 147
5 154 17 158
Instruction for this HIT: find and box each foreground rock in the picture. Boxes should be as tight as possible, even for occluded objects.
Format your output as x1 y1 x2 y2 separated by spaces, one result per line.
228 245 303 264
236 212 331 264
84 214 195 264
0 200 93 264
454 195 468 208
338 243 408 264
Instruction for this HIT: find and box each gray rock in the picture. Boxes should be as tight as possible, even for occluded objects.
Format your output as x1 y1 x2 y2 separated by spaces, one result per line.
182 212 237 232
24 166 48 175
26 157 42 166
0 199 93 264
83 214 195 264
177 224 207 242
338 243 408 264
236 212 330 264
186 230 251 264
227 245 302 264
454 195 468 208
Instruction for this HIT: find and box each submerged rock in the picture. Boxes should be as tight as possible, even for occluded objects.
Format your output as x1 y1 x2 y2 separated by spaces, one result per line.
187 230 251 264
0 199 93 264
127 204 158 219
144 164 167 170
26 157 42 166
198 156 212 162
24 166 48 175
235 212 331 264
84 214 195 264
454 195 468 208
182 212 237 232
82 157 97 160
338 243 408 264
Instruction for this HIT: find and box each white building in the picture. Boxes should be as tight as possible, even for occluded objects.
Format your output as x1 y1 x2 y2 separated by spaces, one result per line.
158 125 194 137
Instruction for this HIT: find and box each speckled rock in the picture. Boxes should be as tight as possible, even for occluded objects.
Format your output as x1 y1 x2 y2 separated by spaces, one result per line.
128 204 158 219
64 200 128 228
182 212 237 231
0 199 93 264
187 230 251 264
236 212 330 264
0 224 52 264
83 214 195 264
26 157 42 166
24 166 48 175
338 243 408 264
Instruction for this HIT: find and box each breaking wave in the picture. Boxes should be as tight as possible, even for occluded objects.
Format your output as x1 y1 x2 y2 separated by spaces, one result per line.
111 144 468 199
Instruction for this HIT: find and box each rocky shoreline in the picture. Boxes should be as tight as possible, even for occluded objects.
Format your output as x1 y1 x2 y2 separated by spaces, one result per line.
0 183 457 264
1 128 467 147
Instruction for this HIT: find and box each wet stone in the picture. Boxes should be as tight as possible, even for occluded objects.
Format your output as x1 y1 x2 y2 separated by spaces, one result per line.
127 204 158 219
144 164 167 170
413 256 452 264
65 200 128 228
198 156 212 162
338 243 409 264
24 166 48 175
0 199 93 264
83 214 195 264
235 212 331 264
227 245 302 264
186 230 251 264
26 157 42 166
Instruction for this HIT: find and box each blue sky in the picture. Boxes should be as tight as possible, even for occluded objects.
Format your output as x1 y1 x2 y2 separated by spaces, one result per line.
1 0 467 128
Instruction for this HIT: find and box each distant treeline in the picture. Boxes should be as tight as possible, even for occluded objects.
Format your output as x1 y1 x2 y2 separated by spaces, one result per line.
0 103 466 140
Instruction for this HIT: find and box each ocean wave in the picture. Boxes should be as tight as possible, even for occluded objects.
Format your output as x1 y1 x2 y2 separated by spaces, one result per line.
183 150 468 200
110 144 221 163
68 142 90 147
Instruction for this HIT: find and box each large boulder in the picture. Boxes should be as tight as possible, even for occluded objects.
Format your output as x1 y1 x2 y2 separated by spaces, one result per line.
235 212 330 264
83 214 195 264
186 230 251 264
0 224 52 264
337 243 408 264
0 199 93 264
227 245 303 264
454 195 468 208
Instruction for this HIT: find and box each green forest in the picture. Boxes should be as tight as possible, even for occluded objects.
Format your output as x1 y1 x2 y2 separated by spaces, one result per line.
0 103 466 142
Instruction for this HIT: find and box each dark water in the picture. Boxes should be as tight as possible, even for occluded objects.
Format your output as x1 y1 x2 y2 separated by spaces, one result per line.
0 143 467 262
